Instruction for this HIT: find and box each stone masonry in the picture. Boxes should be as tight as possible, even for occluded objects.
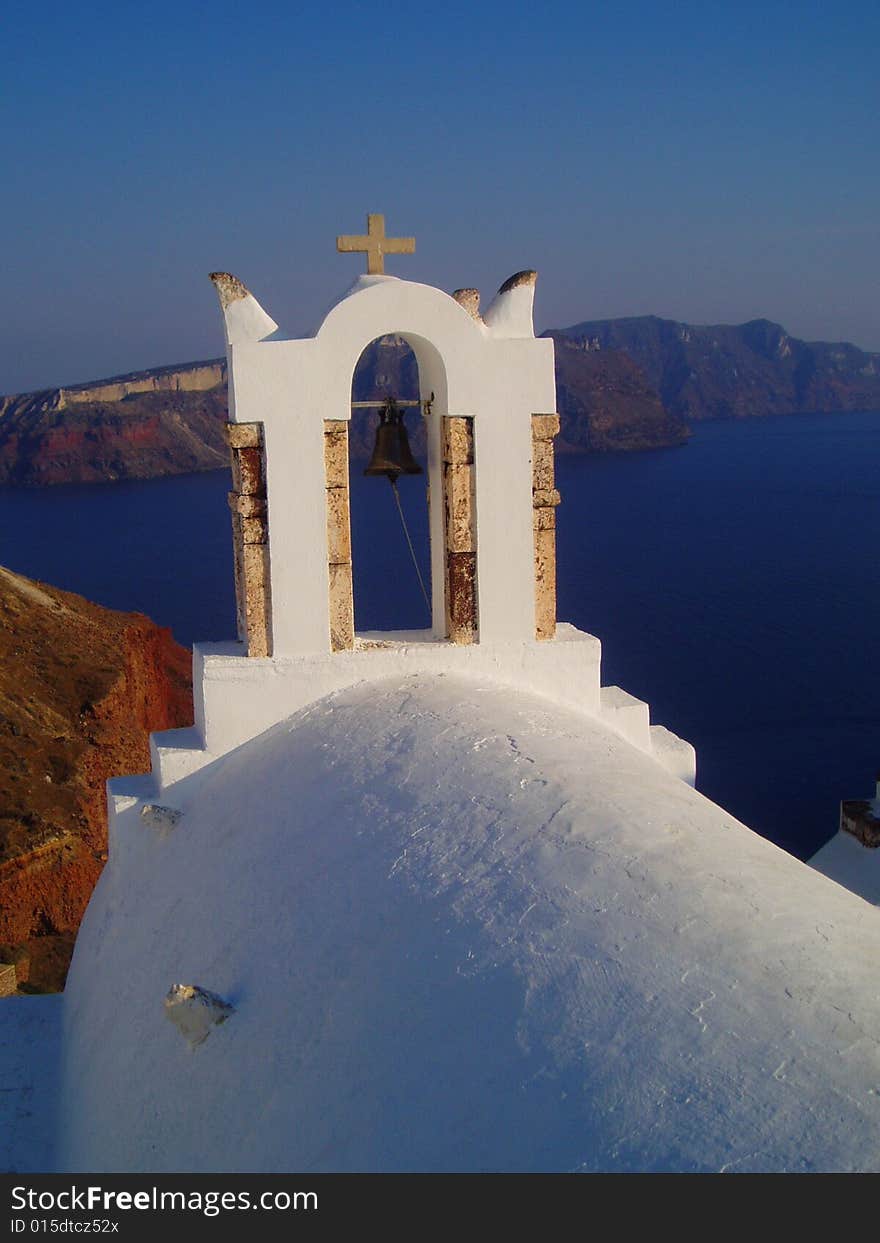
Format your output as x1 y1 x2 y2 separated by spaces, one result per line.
532 414 561 641
324 420 355 652
0 962 16 997
840 774 880 848
443 417 477 644
226 423 272 658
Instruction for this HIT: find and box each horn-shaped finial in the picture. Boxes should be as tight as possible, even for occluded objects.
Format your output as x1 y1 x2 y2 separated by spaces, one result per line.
209 272 278 345
483 270 537 338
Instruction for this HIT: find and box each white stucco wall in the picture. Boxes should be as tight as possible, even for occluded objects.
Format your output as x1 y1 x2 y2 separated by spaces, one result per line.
220 273 556 656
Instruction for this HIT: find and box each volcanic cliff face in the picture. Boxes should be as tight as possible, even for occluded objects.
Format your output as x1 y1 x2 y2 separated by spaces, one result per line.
544 334 689 452
0 567 193 991
0 336 687 486
0 361 228 487
551 316 880 421
349 335 687 455
2 317 877 488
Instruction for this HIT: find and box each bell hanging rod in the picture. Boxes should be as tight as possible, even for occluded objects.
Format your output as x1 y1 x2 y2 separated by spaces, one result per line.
351 391 434 411
350 399 423 409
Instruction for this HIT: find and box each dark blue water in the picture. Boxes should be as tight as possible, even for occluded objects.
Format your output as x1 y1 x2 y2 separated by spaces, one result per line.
557 411 880 858
1 410 877 859
349 426 433 634
0 471 237 645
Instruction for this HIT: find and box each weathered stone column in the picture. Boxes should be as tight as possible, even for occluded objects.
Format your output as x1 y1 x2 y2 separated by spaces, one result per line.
0 962 16 998
443 416 477 644
840 772 880 848
531 414 561 641
324 420 355 652
226 423 272 657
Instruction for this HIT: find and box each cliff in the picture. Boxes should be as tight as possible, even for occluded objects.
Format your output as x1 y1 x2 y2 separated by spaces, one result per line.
349 335 687 455
0 361 228 486
3 316 878 487
0 567 193 991
544 334 689 451
0 337 686 484
552 316 880 421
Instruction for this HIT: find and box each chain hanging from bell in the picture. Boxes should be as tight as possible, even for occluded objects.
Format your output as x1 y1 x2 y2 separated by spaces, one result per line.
364 398 423 479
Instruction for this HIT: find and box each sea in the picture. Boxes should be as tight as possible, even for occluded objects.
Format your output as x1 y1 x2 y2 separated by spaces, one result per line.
1 408 878 861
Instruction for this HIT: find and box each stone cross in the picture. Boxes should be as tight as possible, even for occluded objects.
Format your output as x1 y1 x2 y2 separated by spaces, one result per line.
336 213 415 275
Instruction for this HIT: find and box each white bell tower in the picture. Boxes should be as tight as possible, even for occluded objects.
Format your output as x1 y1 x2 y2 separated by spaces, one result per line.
213 214 561 661
106 215 694 807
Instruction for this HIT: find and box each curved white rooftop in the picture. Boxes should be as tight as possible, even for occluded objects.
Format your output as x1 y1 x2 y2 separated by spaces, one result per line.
61 674 880 1173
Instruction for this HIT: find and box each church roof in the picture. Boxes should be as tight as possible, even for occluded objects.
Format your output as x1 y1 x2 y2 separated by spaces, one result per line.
61 674 880 1173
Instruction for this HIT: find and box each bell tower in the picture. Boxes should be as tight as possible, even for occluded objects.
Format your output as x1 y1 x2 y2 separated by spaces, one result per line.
107 214 695 815
212 214 561 664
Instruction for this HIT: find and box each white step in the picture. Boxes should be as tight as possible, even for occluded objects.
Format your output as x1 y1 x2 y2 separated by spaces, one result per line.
107 772 156 818
106 773 157 859
600 685 652 752
650 725 697 787
149 727 213 792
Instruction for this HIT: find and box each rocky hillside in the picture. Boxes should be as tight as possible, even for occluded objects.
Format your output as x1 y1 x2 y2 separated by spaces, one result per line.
2 316 877 486
544 335 688 451
551 316 880 421
0 567 193 991
351 335 687 455
0 361 228 486
0 336 685 485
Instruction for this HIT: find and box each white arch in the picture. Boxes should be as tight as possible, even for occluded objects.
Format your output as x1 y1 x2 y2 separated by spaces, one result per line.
223 274 556 656
316 277 483 417
347 331 443 634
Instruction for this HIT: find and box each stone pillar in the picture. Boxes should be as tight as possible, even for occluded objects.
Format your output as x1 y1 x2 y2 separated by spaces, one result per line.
531 414 561 641
324 420 355 652
443 416 477 644
0 962 17 998
840 771 880 848
226 423 272 658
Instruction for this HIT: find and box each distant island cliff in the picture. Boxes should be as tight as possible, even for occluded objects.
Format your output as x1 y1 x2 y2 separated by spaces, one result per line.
0 317 878 486
0 360 229 486
548 316 880 422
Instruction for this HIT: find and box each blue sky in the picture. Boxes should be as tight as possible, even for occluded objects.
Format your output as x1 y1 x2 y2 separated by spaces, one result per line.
2 1 878 391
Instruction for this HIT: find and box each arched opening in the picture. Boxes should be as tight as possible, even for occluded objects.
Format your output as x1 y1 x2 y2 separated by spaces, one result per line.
348 336 432 634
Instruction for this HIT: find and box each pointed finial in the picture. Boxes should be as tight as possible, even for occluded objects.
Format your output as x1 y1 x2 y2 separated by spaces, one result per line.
209 272 278 345
483 270 538 338
452 288 482 319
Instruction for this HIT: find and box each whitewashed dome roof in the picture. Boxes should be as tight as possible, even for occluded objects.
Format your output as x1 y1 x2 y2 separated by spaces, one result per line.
61 675 880 1172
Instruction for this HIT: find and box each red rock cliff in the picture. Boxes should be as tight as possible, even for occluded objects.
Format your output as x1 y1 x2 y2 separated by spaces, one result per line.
0 361 228 487
0 567 193 990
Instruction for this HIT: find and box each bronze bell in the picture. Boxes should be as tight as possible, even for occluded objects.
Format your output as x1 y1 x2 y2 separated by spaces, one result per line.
364 399 423 479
